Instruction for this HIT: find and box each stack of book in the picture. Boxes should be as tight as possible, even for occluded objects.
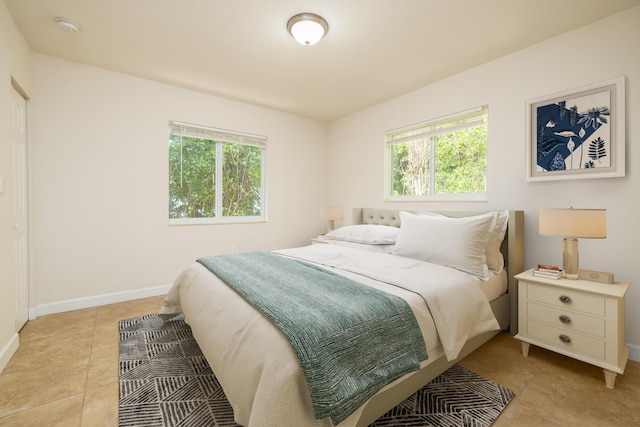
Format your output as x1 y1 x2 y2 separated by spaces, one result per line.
533 265 563 280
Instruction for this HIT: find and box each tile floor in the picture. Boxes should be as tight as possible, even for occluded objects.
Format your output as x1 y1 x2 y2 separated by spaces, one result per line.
0 295 638 426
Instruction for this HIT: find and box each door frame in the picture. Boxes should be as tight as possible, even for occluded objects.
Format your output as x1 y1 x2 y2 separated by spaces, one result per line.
11 78 32 328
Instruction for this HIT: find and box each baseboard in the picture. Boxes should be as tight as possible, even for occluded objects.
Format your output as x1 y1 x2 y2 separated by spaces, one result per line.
0 333 19 374
29 284 172 319
628 342 640 363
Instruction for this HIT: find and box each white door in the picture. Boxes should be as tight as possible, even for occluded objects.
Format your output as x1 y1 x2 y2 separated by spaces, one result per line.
11 86 29 331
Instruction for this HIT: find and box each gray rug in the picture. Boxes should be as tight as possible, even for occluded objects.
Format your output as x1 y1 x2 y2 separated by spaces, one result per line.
119 314 514 427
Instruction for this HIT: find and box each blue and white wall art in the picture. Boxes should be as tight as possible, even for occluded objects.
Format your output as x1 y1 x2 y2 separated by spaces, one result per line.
526 77 625 181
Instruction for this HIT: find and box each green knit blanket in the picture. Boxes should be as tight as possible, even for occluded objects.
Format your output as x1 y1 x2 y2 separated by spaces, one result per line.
197 251 427 424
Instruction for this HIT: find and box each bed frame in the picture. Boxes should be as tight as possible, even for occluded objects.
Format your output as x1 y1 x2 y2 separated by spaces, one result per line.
351 208 524 426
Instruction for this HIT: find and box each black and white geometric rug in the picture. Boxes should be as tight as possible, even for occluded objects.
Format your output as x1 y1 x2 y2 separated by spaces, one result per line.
119 314 514 427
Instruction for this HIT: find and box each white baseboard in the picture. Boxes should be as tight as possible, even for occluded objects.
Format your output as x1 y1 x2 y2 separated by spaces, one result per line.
628 342 640 363
29 284 172 319
0 333 19 374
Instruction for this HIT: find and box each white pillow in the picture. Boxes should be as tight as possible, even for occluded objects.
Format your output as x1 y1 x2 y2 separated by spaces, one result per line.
485 210 509 273
326 224 400 245
417 209 509 273
414 210 446 217
391 211 494 279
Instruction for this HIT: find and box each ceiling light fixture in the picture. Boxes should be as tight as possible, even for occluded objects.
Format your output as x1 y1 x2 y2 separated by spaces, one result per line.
287 13 328 46
55 17 80 32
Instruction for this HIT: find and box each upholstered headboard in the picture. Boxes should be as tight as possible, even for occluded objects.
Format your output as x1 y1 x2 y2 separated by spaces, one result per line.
355 208 402 227
353 207 524 334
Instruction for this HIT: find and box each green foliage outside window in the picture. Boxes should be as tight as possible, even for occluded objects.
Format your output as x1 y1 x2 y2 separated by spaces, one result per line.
391 140 430 196
169 135 216 218
388 107 487 199
169 124 264 222
434 125 487 194
221 143 262 217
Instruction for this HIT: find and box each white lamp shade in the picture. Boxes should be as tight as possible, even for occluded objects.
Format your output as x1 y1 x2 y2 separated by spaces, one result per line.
322 206 344 220
539 209 606 238
287 13 328 46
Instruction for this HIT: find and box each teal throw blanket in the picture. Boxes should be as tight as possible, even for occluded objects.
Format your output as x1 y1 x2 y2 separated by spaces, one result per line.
197 252 427 424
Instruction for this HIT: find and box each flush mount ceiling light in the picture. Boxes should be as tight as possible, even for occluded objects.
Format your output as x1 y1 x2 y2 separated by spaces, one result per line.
55 17 80 32
287 13 328 46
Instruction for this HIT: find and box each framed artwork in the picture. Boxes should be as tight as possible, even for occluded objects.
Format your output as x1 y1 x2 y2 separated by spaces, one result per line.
526 76 625 181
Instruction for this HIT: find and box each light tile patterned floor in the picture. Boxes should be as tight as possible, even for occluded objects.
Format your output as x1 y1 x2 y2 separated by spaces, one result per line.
0 295 638 426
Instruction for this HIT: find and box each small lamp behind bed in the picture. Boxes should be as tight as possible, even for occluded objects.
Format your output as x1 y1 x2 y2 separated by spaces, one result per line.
322 206 344 233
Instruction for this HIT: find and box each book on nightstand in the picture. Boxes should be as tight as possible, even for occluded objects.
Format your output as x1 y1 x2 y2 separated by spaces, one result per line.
533 265 563 279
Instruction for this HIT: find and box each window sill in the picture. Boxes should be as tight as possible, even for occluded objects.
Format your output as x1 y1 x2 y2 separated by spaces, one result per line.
169 217 266 226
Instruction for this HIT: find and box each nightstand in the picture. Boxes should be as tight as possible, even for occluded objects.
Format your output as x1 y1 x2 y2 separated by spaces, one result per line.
311 237 331 245
514 269 629 388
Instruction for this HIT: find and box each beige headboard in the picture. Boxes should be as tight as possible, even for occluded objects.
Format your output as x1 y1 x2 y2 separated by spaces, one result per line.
353 207 524 334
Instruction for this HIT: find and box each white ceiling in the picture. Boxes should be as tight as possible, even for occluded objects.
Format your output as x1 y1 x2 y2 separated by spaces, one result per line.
6 0 640 122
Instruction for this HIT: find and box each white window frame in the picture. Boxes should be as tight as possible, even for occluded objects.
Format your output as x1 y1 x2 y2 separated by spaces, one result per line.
384 106 488 202
169 121 267 225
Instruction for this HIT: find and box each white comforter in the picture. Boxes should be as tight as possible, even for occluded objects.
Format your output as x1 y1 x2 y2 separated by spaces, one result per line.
159 244 500 427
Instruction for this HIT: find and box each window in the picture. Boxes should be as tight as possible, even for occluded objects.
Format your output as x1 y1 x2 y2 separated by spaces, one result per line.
384 106 488 201
169 121 266 224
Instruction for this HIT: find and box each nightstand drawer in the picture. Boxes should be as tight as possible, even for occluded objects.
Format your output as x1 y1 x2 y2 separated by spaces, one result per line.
527 302 605 337
527 283 605 316
527 319 605 359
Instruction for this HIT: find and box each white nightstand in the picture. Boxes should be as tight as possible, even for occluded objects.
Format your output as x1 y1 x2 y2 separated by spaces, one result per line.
514 269 629 388
311 237 332 245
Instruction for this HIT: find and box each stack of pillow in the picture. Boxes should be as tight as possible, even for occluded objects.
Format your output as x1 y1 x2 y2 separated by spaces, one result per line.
325 210 509 279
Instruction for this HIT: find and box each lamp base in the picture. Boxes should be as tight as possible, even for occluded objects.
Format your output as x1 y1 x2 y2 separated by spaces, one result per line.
563 238 579 280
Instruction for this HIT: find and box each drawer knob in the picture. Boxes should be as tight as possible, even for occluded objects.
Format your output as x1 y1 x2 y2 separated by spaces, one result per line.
559 315 572 324
559 334 572 344
559 295 572 304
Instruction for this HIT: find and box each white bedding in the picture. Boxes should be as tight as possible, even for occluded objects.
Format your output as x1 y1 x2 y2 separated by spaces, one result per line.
328 240 507 301
330 239 396 254
481 269 508 301
159 244 500 427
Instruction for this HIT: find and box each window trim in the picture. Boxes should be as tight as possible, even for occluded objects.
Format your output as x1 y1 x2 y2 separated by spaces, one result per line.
383 106 488 202
168 121 267 225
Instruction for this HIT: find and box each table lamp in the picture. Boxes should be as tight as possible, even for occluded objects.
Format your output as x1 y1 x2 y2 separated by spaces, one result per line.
539 208 606 279
322 206 343 233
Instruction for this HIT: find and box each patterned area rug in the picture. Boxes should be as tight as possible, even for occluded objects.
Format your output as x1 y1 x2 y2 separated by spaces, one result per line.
119 314 514 427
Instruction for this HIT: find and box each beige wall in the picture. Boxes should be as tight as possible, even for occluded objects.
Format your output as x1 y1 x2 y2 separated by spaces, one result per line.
29 54 328 307
327 7 640 359
0 1 32 370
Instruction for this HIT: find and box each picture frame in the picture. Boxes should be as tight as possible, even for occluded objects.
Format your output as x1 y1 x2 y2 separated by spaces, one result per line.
526 76 625 181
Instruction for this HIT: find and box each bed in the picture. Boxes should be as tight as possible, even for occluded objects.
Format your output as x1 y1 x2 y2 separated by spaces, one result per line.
159 208 524 427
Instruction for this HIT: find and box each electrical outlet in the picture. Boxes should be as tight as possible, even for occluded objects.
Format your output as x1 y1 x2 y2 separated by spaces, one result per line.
231 245 237 254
